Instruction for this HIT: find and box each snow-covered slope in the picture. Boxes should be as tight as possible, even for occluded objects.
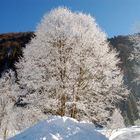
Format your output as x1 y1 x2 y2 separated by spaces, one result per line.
8 116 108 140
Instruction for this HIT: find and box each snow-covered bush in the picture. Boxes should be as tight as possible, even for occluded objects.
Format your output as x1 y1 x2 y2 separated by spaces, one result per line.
16 7 128 125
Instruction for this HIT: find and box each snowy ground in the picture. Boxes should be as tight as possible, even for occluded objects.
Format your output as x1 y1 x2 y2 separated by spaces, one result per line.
8 116 108 140
5 116 140 140
100 126 140 140
110 127 140 140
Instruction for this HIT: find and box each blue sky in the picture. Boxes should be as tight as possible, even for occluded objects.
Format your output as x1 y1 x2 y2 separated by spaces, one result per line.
0 0 140 37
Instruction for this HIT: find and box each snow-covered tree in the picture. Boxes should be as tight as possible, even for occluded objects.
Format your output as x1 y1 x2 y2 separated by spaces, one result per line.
16 7 128 125
0 70 46 139
0 70 18 139
107 108 125 129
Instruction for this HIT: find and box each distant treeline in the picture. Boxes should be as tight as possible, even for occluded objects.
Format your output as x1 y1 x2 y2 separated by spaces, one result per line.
0 32 34 76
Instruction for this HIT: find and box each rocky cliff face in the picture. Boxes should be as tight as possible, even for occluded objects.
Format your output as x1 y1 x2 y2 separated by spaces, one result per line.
0 32 139 125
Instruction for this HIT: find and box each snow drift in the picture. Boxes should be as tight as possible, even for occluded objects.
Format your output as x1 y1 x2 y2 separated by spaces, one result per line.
9 116 108 140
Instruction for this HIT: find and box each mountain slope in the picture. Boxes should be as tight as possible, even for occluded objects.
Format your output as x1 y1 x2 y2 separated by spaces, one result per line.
109 35 140 125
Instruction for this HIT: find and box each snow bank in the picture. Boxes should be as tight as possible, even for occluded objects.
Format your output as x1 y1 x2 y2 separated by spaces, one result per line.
8 116 108 140
99 127 140 140
108 127 140 140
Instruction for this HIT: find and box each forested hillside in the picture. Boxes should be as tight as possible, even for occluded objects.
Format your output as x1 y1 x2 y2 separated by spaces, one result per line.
109 34 140 97
0 32 34 76
0 32 139 125
109 34 140 125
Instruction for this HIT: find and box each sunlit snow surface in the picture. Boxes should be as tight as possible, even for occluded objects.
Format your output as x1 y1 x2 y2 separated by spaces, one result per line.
100 126 140 140
8 116 140 140
110 127 140 140
8 116 108 140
